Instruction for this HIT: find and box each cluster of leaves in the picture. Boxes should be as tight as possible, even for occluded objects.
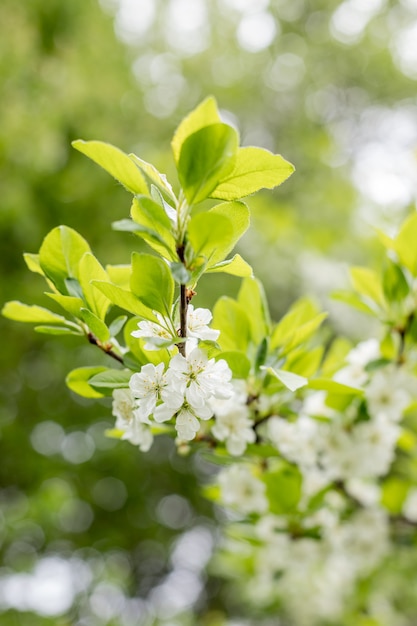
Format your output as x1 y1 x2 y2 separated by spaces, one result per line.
2 96 294 406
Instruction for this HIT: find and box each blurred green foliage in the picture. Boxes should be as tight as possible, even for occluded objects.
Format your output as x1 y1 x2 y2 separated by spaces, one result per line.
1 0 417 624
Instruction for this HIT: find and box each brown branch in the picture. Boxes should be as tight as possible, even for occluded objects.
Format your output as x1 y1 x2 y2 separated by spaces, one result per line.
87 332 124 365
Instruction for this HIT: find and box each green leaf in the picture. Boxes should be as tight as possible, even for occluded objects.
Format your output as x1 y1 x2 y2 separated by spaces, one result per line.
219 351 251 379
263 462 302 514
108 315 128 337
78 253 111 320
187 201 250 269
23 253 45 276
34 325 82 336
262 366 307 391
308 378 364 395
106 264 131 288
350 267 385 307
332 290 378 316
130 196 176 259
270 298 327 352
238 278 271 343
129 154 176 201
89 369 133 394
171 96 221 164
130 252 175 316
170 262 191 284
394 212 417 276
382 259 410 303
45 293 84 318
285 346 323 378
72 139 147 195
187 213 234 266
39 226 91 295
80 308 110 343
2 301 73 325
66 366 108 398
381 477 409 514
178 123 238 204
207 254 253 278
211 146 295 200
92 280 156 321
212 297 251 352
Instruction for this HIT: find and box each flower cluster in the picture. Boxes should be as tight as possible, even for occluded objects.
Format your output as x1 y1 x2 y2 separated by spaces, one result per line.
112 306 240 447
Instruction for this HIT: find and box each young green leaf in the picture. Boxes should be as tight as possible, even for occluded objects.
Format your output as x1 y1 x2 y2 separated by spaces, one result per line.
106 265 131 288
91 280 157 321
261 366 307 391
178 123 238 204
80 308 110 343
128 154 176 202
207 254 253 278
238 278 271 343
187 201 250 269
89 368 133 394
23 253 45 276
212 297 251 352
108 315 128 338
45 293 84 318
130 252 175 317
72 140 148 195
39 226 91 295
211 146 295 201
350 267 386 308
34 325 82 336
130 196 176 259
2 301 74 326
78 253 111 320
66 366 108 398
394 212 417 276
270 298 326 351
382 259 410 303
171 96 222 164
219 351 251 379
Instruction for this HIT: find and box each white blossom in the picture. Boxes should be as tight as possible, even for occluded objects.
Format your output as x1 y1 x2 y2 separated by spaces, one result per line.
131 314 173 350
218 464 268 515
186 304 220 341
154 400 212 440
129 362 181 421
111 389 153 452
122 417 153 452
333 338 380 388
112 388 135 426
167 348 233 408
268 415 321 468
365 365 412 421
211 393 255 456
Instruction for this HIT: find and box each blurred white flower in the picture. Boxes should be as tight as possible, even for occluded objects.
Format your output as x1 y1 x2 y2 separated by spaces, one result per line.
111 388 153 452
365 365 412 421
334 338 380 387
218 464 268 515
212 399 255 456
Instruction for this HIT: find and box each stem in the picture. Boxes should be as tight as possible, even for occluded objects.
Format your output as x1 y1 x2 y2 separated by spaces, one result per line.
87 332 124 365
179 283 188 357
177 242 188 357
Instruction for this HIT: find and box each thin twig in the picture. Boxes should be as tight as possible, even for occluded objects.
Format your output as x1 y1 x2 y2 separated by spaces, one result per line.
87 332 124 365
